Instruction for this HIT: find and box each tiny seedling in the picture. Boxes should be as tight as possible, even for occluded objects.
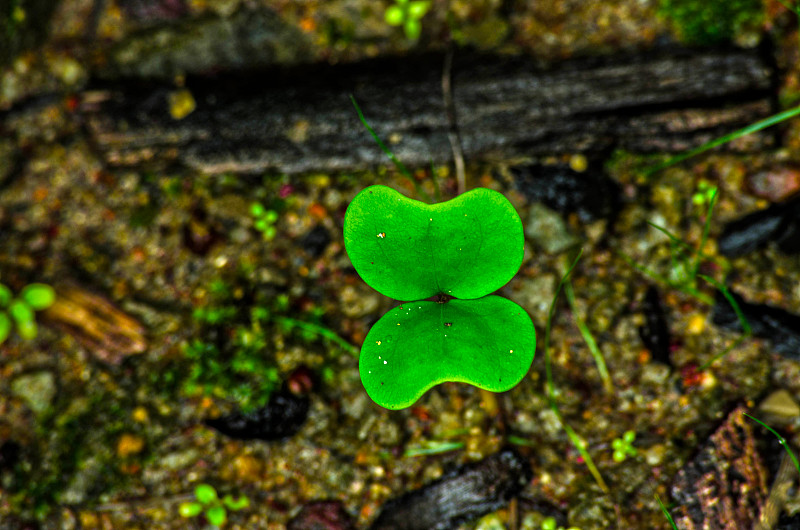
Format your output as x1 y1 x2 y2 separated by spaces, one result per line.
250 202 278 241
611 430 638 462
541 516 581 530
178 483 249 528
344 185 535 409
0 282 55 345
384 0 431 41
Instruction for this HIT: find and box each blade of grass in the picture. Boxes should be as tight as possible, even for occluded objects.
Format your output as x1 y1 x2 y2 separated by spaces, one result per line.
743 413 800 476
697 275 751 370
617 251 713 305
564 280 613 395
646 222 722 271
656 495 678 530
350 95 432 202
274 317 358 356
544 249 609 493
404 440 465 457
645 103 800 175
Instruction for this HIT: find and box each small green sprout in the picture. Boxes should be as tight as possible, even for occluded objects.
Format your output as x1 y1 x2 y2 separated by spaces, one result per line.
178 483 249 528
384 0 431 40
0 282 55 344
691 180 718 208
344 185 535 410
611 430 638 462
541 516 581 530
250 202 278 241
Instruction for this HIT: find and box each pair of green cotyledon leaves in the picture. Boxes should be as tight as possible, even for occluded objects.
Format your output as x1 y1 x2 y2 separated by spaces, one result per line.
343 185 536 410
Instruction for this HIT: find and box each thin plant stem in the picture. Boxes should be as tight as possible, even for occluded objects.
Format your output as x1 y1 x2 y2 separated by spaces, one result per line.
350 95 433 202
645 103 800 175
656 495 678 530
743 413 800 476
617 251 714 305
690 188 718 281
275 317 358 356
697 275 752 370
442 45 466 194
544 250 609 493
564 280 613 395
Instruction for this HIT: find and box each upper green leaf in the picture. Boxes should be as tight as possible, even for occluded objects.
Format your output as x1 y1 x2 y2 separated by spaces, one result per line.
20 283 55 311
360 295 535 409
344 185 524 301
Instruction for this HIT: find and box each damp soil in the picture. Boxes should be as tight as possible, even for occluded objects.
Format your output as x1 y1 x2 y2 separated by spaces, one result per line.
2 1 800 529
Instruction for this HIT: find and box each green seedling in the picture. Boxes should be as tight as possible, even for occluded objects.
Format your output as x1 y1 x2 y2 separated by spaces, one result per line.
0 282 55 345
611 430 638 462
541 517 581 530
385 0 431 40
344 185 535 409
178 483 249 528
250 202 278 241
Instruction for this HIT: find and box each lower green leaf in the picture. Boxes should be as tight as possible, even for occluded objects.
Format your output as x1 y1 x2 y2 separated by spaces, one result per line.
360 296 535 410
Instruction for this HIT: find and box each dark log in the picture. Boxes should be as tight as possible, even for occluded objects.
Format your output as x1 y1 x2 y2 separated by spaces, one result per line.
82 47 774 175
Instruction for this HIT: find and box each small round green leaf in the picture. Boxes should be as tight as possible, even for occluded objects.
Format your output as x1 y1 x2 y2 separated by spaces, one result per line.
360 296 535 409
223 494 250 511
404 19 421 40
20 284 55 310
195 483 218 504
250 202 266 217
344 186 524 301
0 312 10 344
408 1 430 19
0 285 12 308
16 319 37 341
206 505 227 526
385 5 405 26
179 502 203 518
9 299 34 326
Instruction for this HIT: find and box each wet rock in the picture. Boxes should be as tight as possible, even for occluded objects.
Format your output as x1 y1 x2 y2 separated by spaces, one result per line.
511 164 621 223
301 225 332 258
746 166 800 202
717 194 800 257
205 389 309 441
11 371 55 416
370 448 531 530
638 286 671 366
711 289 800 359
524 203 580 255
287 500 356 530
670 406 768 529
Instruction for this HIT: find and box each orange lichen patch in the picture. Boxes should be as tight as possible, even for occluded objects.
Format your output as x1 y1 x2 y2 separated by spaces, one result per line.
308 202 327 220
298 265 310 277
637 349 651 364
200 396 214 409
32 187 48 202
116 433 145 458
299 16 316 32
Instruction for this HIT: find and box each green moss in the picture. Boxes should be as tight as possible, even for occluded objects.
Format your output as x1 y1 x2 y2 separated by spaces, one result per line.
657 0 763 45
